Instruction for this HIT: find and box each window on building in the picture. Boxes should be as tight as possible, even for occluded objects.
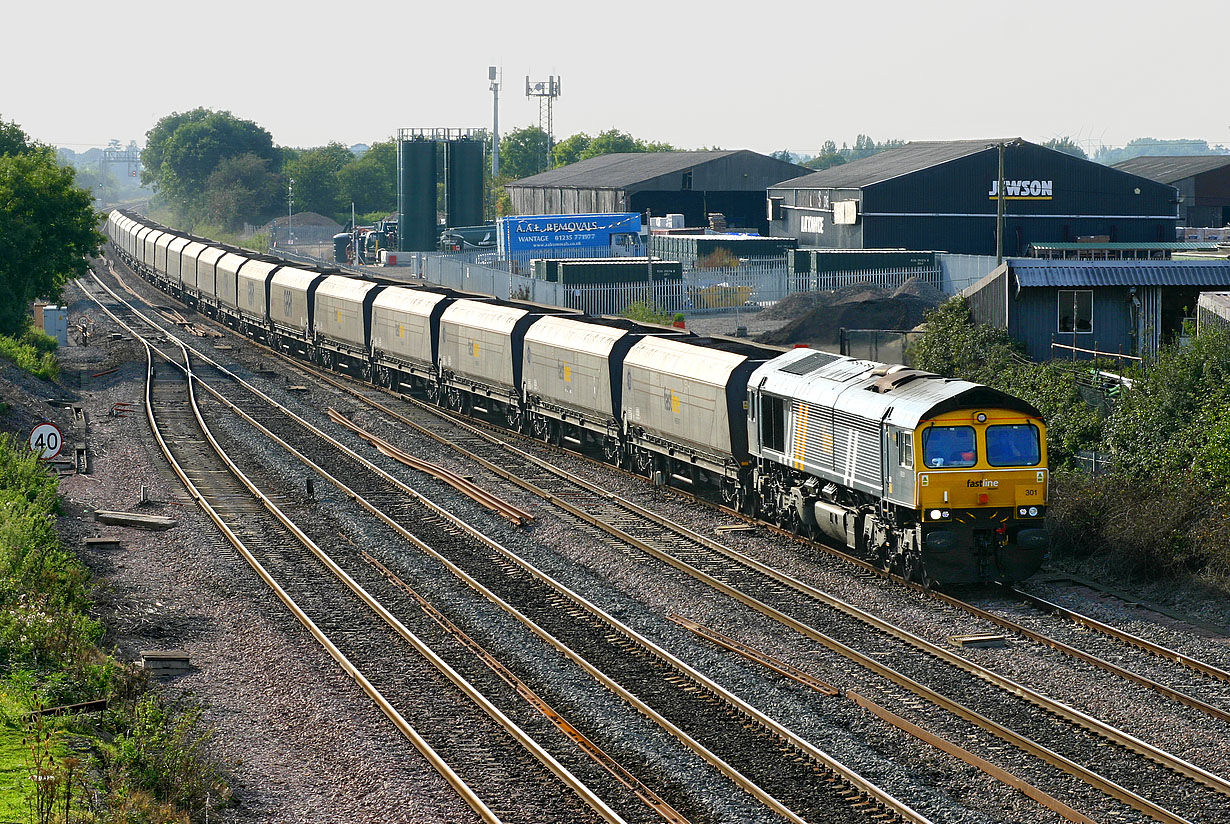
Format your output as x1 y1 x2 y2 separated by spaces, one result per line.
681 171 693 190
1058 289 1093 334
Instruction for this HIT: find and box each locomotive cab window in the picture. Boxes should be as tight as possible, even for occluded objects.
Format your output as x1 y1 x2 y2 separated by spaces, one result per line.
986 423 1041 467
761 395 786 453
922 425 976 468
1058 289 1093 334
896 431 913 468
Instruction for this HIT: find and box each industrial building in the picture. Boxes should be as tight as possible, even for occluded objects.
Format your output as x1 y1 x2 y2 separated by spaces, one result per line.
505 150 806 235
1111 155 1230 229
767 139 1178 256
962 258 1230 361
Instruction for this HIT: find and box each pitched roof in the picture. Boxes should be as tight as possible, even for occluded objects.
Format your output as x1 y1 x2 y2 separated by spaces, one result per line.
1010 258 1230 287
1111 155 1230 184
506 150 741 188
770 139 1019 190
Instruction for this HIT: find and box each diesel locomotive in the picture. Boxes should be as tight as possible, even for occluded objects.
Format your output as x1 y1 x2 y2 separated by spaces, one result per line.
106 209 1049 585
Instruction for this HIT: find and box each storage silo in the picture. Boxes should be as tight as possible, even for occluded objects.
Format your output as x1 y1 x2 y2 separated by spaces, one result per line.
398 138 438 251
447 139 484 228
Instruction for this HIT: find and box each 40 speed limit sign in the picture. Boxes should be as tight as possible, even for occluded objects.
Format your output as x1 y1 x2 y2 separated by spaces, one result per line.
28 422 64 460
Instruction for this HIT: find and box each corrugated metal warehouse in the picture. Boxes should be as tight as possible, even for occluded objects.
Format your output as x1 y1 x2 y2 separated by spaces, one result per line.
505 150 806 235
768 139 1178 256
1111 155 1230 228
962 258 1230 360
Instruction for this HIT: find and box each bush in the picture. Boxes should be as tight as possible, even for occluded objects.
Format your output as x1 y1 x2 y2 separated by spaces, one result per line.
1048 470 1230 583
20 329 57 355
0 334 58 381
108 693 227 811
622 300 674 326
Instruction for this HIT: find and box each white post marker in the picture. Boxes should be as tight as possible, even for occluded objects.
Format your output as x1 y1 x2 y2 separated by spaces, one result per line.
29 422 64 460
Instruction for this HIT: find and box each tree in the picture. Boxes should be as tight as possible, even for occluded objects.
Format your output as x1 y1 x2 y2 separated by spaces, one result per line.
552 133 591 168
499 126 551 179
1042 136 1088 160
578 129 675 161
282 143 352 219
0 116 35 156
1094 137 1230 166
337 141 396 216
202 153 282 230
142 109 277 224
0 146 102 336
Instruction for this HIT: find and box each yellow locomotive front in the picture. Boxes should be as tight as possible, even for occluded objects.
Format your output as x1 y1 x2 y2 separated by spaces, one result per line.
910 408 1049 582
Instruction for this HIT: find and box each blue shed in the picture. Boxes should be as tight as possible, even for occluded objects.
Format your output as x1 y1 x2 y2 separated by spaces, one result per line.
963 259 1230 361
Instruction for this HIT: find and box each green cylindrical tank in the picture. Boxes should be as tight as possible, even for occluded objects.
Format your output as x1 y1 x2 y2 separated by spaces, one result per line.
398 139 437 252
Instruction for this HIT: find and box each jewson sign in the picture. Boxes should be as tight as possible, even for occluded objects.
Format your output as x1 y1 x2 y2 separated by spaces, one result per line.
988 180 1053 199
498 213 643 257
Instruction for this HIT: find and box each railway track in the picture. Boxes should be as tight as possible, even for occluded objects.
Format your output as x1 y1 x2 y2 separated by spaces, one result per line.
247 340 1230 824
89 275 624 824
92 254 1230 824
87 263 932 824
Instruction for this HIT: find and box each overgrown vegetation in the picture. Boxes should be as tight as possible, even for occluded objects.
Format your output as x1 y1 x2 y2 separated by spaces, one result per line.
0 330 59 381
622 300 676 326
0 434 230 819
911 298 1230 586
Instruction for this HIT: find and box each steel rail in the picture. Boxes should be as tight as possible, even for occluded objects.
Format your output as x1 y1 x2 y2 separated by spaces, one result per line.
139 340 502 824
1001 584 1230 684
308 387 1224 819
95 275 624 824
325 407 534 526
98 250 1218 823
247 328 1220 822
174 347 903 824
94 256 936 824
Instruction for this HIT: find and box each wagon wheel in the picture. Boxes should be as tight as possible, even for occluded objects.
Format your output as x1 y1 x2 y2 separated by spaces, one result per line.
633 448 654 479
531 415 550 442
602 436 622 467
504 402 523 431
720 477 738 508
425 380 440 405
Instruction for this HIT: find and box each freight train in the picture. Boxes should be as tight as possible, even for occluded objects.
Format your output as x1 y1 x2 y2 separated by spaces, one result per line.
106 209 1050 585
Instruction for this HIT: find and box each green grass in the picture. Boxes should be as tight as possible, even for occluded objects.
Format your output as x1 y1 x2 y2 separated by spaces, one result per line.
0 718 29 823
0 333 58 381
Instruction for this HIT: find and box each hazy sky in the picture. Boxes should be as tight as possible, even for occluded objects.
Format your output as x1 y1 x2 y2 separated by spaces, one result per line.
8 1 1228 157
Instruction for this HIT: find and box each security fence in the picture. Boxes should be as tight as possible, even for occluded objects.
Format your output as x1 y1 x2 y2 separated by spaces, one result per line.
411 252 944 316
276 242 968 319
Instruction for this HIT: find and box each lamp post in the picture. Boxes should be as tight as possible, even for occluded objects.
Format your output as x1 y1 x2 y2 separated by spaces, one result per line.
489 66 500 178
287 178 295 247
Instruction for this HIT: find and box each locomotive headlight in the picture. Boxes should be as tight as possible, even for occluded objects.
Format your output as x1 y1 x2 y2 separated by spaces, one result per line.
1028 506 1039 517
929 509 943 520
975 411 987 423
1019 507 1028 516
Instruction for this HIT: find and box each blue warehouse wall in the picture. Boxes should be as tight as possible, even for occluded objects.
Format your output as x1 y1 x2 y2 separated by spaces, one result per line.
1009 286 1136 361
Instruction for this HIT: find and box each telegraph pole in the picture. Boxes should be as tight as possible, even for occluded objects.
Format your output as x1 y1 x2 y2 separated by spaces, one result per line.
287 178 295 247
989 139 1020 266
996 143 1006 265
